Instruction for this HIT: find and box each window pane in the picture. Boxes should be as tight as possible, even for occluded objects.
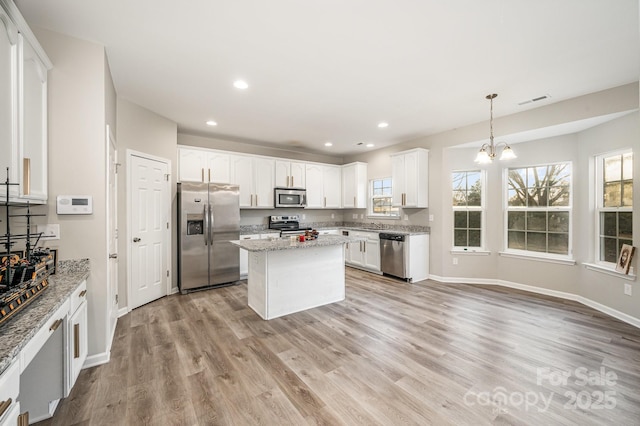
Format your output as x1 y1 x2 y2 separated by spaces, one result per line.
604 182 622 207
622 180 633 207
452 190 466 206
373 180 382 190
622 153 633 180
604 156 621 182
601 212 617 237
548 186 570 207
619 212 633 239
527 212 547 232
468 211 481 229
468 230 481 247
508 231 525 250
551 164 571 186
452 172 466 191
454 230 468 246
527 186 545 207
508 211 525 230
548 233 569 255
508 189 526 206
548 212 569 233
467 184 482 206
373 187 383 196
467 171 481 188
454 211 467 228
527 232 546 252
601 237 618 262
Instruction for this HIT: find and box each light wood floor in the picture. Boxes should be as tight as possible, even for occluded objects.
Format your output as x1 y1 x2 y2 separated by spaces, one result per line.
37 268 640 425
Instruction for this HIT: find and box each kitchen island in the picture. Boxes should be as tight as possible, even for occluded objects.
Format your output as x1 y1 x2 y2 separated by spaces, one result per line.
231 235 364 320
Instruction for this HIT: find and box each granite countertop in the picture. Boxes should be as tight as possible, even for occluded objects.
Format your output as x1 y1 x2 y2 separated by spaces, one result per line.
240 224 429 236
231 234 366 252
0 259 90 376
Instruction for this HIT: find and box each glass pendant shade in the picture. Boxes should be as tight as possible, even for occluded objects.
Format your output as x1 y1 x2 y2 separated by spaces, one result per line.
499 146 517 160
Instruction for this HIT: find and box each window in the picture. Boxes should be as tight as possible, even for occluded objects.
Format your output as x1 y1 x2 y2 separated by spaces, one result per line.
506 163 571 256
369 178 399 217
452 170 483 248
597 151 633 264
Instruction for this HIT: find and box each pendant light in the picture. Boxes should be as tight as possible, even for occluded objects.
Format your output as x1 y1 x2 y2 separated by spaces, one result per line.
474 94 516 163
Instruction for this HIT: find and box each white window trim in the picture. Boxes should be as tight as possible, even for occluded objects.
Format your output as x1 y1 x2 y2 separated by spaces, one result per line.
593 148 633 270
503 161 574 260
452 169 486 251
368 177 400 219
583 262 636 281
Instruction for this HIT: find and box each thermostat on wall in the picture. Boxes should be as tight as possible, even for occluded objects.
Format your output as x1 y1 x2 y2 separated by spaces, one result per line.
57 195 93 215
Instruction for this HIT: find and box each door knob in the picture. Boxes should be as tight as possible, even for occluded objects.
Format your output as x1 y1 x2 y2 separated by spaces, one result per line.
109 253 118 259
133 237 141 242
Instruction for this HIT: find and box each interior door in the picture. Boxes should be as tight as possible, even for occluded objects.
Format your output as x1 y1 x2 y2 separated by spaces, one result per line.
106 125 118 338
130 153 169 309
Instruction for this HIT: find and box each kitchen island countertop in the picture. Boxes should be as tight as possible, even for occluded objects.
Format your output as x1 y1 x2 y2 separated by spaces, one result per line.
231 234 365 252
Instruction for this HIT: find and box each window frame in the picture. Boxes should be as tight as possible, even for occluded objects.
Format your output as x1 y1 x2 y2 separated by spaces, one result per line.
594 149 633 268
368 177 400 219
451 169 486 251
503 161 573 260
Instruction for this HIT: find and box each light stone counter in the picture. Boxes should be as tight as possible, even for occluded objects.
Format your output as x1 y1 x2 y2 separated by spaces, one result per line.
231 234 364 252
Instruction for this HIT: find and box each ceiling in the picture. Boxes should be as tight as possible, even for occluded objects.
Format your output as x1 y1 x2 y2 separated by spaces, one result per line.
14 0 639 155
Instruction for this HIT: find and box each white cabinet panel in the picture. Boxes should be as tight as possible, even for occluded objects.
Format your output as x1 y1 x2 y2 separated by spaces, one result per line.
342 162 367 209
230 155 274 208
239 234 261 277
305 163 341 209
0 11 17 198
178 147 230 183
67 299 87 396
345 230 380 272
391 148 428 208
275 160 306 188
0 359 19 426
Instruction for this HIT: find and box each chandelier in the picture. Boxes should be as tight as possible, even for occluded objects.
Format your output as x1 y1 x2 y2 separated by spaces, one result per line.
474 93 516 163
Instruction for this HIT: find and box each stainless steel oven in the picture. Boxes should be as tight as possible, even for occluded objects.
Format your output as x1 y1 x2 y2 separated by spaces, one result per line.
274 187 306 208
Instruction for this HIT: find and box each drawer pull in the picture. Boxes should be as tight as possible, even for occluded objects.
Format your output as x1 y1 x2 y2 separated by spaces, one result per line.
74 323 80 358
18 412 29 426
79 290 87 298
49 318 63 332
0 398 11 418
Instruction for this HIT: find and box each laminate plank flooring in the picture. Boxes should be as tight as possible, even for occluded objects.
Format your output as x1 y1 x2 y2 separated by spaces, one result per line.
36 268 640 425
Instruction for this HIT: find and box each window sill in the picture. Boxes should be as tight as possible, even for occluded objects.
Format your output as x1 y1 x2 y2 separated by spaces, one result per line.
450 249 491 256
498 251 576 266
583 263 636 281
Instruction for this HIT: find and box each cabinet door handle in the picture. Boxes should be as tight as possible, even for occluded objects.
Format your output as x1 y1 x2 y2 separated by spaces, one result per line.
201 168 204 182
291 176 294 187
324 197 326 208
0 398 11 418
79 290 87 298
286 176 290 187
208 168 211 182
74 323 80 358
18 412 29 426
23 158 31 196
49 318 63 332
255 194 258 206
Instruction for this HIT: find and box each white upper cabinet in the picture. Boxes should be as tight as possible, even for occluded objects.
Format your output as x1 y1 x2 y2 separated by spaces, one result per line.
391 148 428 208
342 162 367 209
230 154 274 208
178 147 230 183
275 160 306 188
19 33 47 202
0 3 50 203
306 163 341 209
0 10 17 198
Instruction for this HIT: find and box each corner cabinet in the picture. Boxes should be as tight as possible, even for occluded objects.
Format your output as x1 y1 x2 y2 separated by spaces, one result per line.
391 148 428 208
0 2 51 203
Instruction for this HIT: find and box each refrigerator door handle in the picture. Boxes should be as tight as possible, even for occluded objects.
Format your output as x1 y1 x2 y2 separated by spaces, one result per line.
208 204 215 245
203 204 209 245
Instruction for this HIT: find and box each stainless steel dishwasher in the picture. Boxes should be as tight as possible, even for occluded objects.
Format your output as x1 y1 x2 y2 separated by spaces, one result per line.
379 233 407 280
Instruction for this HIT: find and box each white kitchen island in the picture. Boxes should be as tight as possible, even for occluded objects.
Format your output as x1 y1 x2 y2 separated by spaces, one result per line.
231 235 364 320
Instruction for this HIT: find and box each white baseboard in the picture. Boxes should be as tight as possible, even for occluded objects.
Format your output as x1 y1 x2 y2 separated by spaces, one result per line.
83 351 111 369
428 274 640 329
170 286 179 295
117 307 128 318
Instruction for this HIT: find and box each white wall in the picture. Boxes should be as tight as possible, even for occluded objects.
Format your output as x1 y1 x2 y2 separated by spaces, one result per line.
116 99 178 303
33 27 113 357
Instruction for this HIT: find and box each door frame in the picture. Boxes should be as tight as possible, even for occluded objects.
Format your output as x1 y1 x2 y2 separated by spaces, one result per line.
126 149 172 312
105 124 118 350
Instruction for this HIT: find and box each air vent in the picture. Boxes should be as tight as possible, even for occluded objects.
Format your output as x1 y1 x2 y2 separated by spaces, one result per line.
518 94 551 106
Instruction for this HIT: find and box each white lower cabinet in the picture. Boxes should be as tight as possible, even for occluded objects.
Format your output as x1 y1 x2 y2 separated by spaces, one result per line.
345 231 380 273
0 279 88 423
239 234 262 277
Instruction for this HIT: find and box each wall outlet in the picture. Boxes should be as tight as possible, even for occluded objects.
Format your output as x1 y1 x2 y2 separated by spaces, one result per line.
302 214 306 220
404 214 409 221
452 257 458 265
624 283 632 296
331 213 335 219
352 213 357 219
429 214 434 222
37 224 60 240
360 214 364 219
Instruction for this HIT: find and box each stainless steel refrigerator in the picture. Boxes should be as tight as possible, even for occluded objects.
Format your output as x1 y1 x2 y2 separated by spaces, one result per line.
178 182 240 293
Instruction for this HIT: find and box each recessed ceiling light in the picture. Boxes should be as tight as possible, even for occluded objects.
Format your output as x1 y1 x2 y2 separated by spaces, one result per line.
206 120 217 126
324 142 333 147
378 122 389 128
233 80 249 90
366 143 375 148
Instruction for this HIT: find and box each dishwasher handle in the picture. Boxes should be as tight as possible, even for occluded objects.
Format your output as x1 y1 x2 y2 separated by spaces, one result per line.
379 233 405 242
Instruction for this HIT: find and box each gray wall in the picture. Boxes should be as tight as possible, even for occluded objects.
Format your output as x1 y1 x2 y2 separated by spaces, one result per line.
116 99 178 304
33 27 113 357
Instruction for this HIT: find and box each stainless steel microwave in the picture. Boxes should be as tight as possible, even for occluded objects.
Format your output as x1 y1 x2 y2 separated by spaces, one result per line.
274 187 306 208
